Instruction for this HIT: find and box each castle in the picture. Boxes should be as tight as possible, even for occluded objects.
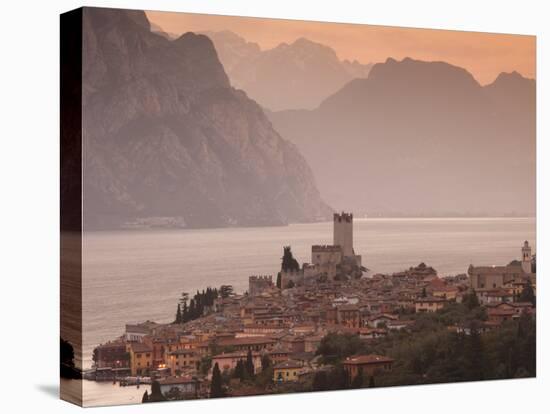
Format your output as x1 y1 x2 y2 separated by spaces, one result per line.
248 275 274 297
280 212 363 289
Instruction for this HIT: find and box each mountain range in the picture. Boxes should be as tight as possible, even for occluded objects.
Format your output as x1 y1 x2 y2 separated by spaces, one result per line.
196 31 373 111
268 57 536 216
81 8 331 230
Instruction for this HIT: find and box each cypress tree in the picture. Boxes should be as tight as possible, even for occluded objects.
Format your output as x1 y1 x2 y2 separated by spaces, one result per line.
210 363 225 398
148 381 166 402
246 349 255 378
234 360 245 381
142 390 149 403
175 304 181 324
261 354 272 372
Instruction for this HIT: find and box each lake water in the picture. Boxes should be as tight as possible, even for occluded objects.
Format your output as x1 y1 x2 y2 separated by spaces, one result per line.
61 379 150 407
80 217 535 370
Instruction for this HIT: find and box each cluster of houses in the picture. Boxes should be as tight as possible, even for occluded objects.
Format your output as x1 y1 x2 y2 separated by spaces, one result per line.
90 214 536 399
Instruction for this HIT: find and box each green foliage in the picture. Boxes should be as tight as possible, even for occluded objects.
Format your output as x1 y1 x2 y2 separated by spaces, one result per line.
60 337 80 379
210 363 225 398
177 287 219 323
519 279 536 306
316 333 364 364
463 290 480 310
312 371 329 391
198 356 212 376
147 381 166 403
351 368 364 389
220 285 234 298
369 376 375 388
261 354 272 372
281 246 300 271
311 365 349 391
246 349 255 378
175 303 182 324
233 359 246 381
276 272 282 289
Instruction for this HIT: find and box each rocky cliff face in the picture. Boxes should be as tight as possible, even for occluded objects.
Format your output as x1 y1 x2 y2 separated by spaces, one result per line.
269 57 535 216
201 31 372 110
81 8 331 230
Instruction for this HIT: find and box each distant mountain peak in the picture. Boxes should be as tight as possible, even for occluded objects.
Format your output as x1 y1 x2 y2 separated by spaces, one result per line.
80 7 330 229
491 70 534 86
368 57 480 89
204 32 373 110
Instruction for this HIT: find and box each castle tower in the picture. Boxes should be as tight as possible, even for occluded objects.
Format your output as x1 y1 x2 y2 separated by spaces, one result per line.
521 240 532 274
333 212 354 258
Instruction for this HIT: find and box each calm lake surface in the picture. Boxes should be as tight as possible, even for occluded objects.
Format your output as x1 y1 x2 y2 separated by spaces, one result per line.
81 217 535 370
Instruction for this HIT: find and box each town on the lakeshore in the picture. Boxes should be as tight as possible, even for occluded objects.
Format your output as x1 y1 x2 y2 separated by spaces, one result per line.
88 213 536 402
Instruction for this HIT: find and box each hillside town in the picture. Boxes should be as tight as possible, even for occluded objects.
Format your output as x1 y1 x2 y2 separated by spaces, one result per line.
88 213 536 401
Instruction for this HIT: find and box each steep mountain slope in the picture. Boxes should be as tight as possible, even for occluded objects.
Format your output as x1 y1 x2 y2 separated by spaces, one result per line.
201 31 372 110
268 57 535 216
81 8 331 230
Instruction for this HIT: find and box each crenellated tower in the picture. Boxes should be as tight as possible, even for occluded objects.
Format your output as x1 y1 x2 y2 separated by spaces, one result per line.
333 212 354 257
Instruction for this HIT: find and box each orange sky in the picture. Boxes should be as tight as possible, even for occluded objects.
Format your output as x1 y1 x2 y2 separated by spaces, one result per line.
146 10 535 85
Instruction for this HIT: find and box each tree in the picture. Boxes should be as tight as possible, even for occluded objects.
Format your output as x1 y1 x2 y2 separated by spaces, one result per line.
245 349 255 378
312 371 329 391
464 324 484 381
175 303 182 324
316 333 364 364
281 246 300 271
233 359 246 381
198 356 212 376
276 272 282 289
519 279 536 306
464 289 480 310
148 381 166 402
369 376 375 388
210 363 225 398
220 285 234 298
61 337 79 379
261 354 272 372
142 390 149 403
287 280 295 289
351 368 364 388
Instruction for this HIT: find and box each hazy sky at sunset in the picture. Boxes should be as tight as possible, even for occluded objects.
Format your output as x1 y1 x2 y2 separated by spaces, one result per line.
146 10 535 85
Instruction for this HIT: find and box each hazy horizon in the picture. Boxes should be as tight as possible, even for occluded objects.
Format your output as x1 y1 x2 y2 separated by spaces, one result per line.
146 10 535 85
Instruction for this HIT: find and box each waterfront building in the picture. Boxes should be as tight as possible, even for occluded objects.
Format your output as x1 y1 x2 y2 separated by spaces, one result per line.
166 349 199 375
127 342 153 376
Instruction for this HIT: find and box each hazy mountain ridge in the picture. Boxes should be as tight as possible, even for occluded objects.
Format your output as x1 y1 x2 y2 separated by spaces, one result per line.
81 8 331 230
199 30 373 110
268 57 535 217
